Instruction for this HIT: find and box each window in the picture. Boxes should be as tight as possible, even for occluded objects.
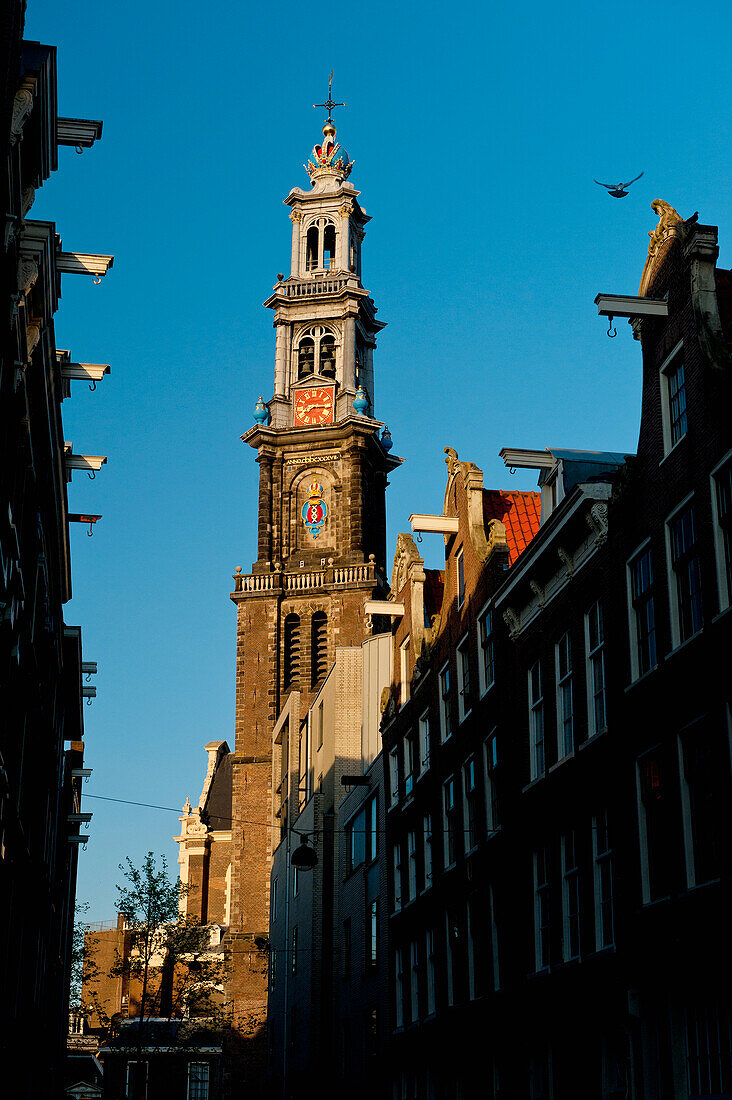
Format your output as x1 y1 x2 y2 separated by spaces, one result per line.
661 349 687 451
456 635 471 722
323 223 336 270
462 758 478 853
395 948 405 1029
528 662 545 780
477 605 495 695
311 611 328 685
466 899 478 1001
126 1062 148 1100
561 831 580 961
188 1063 209 1100
346 794 377 874
585 602 607 736
457 548 465 609
291 925 298 974
271 876 278 922
555 633 574 759
319 332 336 378
315 700 324 750
712 454 732 612
628 546 657 679
298 335 315 376
388 746 400 808
533 847 550 971
283 614 300 689
343 919 351 979
410 940 420 1022
422 813 433 891
400 635 410 705
684 997 732 1098
367 899 378 969
443 777 457 869
305 225 319 273
483 731 499 833
418 711 430 776
269 942 277 991
679 718 732 887
404 732 416 797
293 866 299 897
637 748 675 903
593 809 614 949
439 663 452 741
392 843 402 912
406 830 417 903
489 885 500 991
667 502 703 645
425 930 436 1015
445 913 458 1007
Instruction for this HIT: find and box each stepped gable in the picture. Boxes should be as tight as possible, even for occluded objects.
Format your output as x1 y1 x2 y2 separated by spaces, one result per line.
482 489 541 564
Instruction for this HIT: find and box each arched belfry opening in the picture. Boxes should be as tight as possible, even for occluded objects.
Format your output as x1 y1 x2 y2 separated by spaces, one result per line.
306 225 318 273
320 333 336 379
298 336 315 379
324 224 336 270
311 612 328 686
283 614 301 689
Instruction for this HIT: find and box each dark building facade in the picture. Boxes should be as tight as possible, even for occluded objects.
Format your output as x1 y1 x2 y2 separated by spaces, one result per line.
1 17 111 1099
383 202 732 1098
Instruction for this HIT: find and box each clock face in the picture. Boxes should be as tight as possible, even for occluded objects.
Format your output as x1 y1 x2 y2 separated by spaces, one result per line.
293 386 335 427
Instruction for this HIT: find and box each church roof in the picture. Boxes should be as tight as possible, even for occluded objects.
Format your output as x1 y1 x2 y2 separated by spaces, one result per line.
482 489 542 564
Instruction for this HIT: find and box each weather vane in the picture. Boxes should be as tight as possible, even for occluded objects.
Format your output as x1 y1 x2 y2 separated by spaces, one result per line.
313 71 346 122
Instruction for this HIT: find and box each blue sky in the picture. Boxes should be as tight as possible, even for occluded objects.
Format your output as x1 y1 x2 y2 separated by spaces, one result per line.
25 0 732 918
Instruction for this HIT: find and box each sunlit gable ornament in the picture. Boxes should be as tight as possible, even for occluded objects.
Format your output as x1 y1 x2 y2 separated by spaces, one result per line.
302 481 328 539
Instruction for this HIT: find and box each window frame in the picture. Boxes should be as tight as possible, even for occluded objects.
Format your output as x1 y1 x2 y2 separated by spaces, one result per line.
483 729 499 834
422 812 433 893
399 634 411 706
388 745 400 809
626 539 658 682
477 602 495 696
585 601 607 738
711 450 732 613
528 661 545 780
592 809 614 950
665 495 703 649
425 929 436 1016
418 710 430 777
561 830 581 962
442 776 457 870
462 756 479 854
456 632 472 723
456 547 465 609
659 342 687 455
406 829 418 903
438 662 452 742
392 842 402 912
533 847 550 972
555 632 574 760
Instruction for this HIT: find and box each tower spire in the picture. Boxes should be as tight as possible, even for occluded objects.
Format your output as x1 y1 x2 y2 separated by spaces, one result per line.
313 71 346 123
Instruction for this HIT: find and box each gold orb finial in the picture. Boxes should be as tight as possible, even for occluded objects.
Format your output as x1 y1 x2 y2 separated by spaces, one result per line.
323 121 336 138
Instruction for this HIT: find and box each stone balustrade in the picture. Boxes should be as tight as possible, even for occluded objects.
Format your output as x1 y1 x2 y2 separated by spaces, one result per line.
231 558 383 596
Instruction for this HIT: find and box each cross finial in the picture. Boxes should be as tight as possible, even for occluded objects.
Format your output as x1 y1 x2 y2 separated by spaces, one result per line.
313 71 346 122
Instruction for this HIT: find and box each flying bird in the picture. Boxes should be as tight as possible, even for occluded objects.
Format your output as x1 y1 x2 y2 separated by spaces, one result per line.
594 171 644 198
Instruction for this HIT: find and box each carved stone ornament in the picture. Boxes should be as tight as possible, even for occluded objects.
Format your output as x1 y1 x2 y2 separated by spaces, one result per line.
586 501 609 545
21 186 35 217
639 199 685 297
503 607 520 640
18 259 38 296
26 321 41 355
289 209 303 222
10 88 33 146
339 202 354 218
557 546 574 577
380 685 390 715
529 580 545 609
391 531 420 593
444 446 461 478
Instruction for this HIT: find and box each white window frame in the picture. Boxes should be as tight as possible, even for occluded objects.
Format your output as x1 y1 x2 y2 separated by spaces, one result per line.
477 602 495 696
410 939 420 1023
422 813 433 892
407 829 417 902
592 809 614 950
533 848 550 972
665 493 702 650
443 776 457 870
187 1062 210 1100
271 876 278 922
585 601 607 738
418 710 430 777
561 831 580 962
394 947 404 1029
439 662 452 742
462 756 478 854
392 843 402 912
677 712 732 889
400 634 410 705
456 632 472 723
403 732 415 798
388 746 399 809
528 662 545 780
659 340 687 456
555 632 574 760
456 547 465 609
711 449 732 613
425 929 436 1016
483 729 499 834
626 538 657 683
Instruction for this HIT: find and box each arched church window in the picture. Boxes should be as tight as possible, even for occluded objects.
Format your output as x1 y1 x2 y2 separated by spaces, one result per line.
311 611 328 686
306 226 319 273
324 224 336 270
284 614 301 689
319 334 336 379
298 337 315 379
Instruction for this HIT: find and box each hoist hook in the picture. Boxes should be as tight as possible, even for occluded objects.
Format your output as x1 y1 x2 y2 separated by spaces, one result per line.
607 315 617 338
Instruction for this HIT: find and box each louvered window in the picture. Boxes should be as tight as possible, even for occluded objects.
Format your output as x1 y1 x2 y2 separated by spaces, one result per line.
283 614 300 689
311 611 328 685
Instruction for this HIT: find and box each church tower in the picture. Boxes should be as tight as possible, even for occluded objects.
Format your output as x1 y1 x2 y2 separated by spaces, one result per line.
225 98 400 1059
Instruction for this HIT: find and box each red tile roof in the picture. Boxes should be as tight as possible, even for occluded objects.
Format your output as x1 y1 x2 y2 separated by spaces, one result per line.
482 489 541 564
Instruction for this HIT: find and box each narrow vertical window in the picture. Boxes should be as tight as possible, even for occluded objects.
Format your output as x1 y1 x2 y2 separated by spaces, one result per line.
410 940 420 1023
368 899 378 969
297 335 315 377
403 732 415 797
315 700 324 750
462 758 478 853
712 457 732 611
585 602 606 736
665 357 687 447
392 843 402 912
561 830 581 961
556 633 574 759
456 635 471 722
283 614 300 689
668 503 703 644
489 885 500 991
425 930 436 1015
271 876 278 922
388 746 399 808
323 223 336 269
466 899 478 1001
291 925 298 974
529 662 545 779
394 948 404 1029
319 332 336 378
311 611 328 685
593 809 614 949
343 919 351 979
366 794 377 863
477 606 494 694
456 547 465 609
418 711 430 776
439 663 452 741
422 813 433 891
637 748 674 903
533 847 550 971
484 731 499 833
406 830 417 903
679 719 732 887
305 225 319 272
629 547 657 678
400 635 410 704
443 777 457 869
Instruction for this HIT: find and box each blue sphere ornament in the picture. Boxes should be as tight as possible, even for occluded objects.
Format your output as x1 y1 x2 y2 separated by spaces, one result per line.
381 425 393 452
353 386 369 415
253 396 268 424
